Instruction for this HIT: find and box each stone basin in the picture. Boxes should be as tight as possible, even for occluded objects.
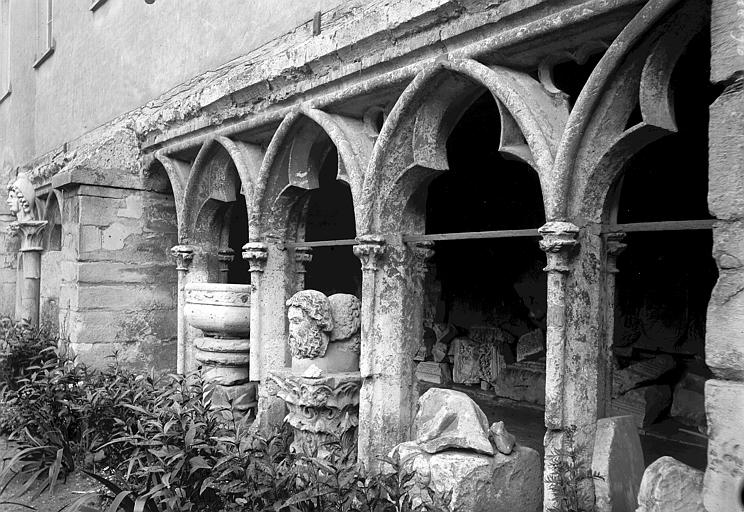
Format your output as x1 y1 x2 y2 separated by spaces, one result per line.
184 283 251 337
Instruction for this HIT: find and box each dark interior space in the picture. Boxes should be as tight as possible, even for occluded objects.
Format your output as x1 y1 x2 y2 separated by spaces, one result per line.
304 147 362 297
415 91 549 416
227 194 251 284
610 31 714 470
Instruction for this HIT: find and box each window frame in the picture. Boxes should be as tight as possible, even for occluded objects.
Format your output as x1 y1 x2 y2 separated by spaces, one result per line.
32 0 54 69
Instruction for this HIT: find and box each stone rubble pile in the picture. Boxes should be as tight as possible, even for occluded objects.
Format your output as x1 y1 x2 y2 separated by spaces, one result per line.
389 388 542 512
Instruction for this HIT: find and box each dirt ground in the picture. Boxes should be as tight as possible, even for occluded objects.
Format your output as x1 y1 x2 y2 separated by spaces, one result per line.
0 438 102 512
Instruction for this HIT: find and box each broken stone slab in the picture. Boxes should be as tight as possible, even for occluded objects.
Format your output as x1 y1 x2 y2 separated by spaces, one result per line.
415 361 452 385
613 355 676 397
612 385 672 428
413 388 493 455
391 442 542 512
635 456 704 512
592 415 644 512
432 341 448 362
517 328 544 362
452 336 481 385
489 421 515 455
670 372 706 429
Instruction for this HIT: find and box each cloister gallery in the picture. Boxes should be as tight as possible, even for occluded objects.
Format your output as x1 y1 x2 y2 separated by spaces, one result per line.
2 0 742 510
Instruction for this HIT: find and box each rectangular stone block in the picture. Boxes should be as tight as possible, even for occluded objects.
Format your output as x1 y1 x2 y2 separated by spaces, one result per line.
704 379 744 512
711 0 744 83
709 89 744 220
77 261 177 285
706 270 744 379
79 195 125 226
611 385 671 428
66 307 177 347
712 220 744 270
77 283 175 310
415 361 452 384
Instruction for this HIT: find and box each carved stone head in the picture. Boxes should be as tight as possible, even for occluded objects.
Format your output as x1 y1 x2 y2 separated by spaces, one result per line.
6 173 36 222
286 290 334 359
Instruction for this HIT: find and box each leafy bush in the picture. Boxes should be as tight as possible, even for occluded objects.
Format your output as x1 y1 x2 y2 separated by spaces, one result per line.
0 317 58 392
545 425 603 512
0 320 446 511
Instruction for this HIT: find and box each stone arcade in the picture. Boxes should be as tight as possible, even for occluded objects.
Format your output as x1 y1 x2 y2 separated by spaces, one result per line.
1 0 742 510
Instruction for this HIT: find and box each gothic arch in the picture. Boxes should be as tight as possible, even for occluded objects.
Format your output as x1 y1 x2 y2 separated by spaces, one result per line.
178 137 263 245
553 0 705 221
251 105 373 240
359 57 569 235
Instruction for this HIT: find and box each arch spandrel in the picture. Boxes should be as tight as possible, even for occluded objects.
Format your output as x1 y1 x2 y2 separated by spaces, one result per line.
251 106 373 240
360 57 569 235
558 0 707 222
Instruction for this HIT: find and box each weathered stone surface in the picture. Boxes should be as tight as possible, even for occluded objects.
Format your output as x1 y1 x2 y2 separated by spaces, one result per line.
452 336 481 384
392 443 542 512
489 421 515 455
517 329 544 362
592 415 644 512
415 361 452 385
711 0 744 84
670 372 706 429
491 360 546 406
328 293 361 341
709 88 744 219
612 385 671 428
413 388 493 455
704 379 744 512
636 456 704 512
612 355 676 397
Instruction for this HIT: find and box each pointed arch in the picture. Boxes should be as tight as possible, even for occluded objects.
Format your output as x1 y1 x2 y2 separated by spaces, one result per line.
359 57 569 234
251 105 373 240
178 137 264 244
552 0 703 221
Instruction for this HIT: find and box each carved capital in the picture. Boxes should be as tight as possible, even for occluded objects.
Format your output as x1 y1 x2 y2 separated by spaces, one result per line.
353 235 386 272
242 242 268 273
411 240 435 276
8 220 48 252
538 222 579 273
171 244 195 272
605 232 627 274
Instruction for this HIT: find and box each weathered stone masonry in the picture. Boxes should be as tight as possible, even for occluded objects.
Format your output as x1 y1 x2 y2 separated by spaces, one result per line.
4 0 742 510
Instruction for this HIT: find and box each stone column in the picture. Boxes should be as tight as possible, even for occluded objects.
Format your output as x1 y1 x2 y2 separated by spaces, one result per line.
705 8 744 508
9 220 48 327
354 235 434 470
171 245 195 374
243 241 291 433
601 232 626 403
242 242 267 381
293 246 313 292
217 248 235 284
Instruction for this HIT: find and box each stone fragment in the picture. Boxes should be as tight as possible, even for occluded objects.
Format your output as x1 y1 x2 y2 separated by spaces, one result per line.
636 456 704 512
432 341 448 362
415 361 452 385
413 388 493 455
517 329 544 362
592 415 644 512
328 293 360 341
612 385 671 428
391 443 542 512
490 360 546 406
670 372 706 429
489 421 515 455
703 379 744 512
469 325 513 346
613 355 676 397
432 323 458 346
452 336 481 384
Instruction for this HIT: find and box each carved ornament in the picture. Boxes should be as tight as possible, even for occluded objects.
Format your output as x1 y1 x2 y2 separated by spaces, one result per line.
353 235 386 272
